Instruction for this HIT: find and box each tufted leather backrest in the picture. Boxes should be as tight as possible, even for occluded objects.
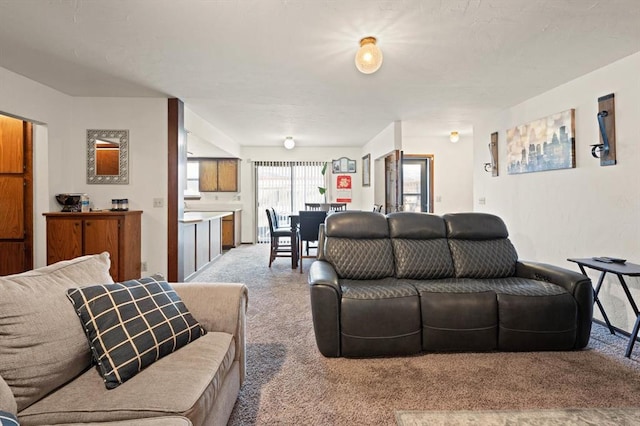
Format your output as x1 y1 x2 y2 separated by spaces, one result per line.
388 212 455 279
323 211 394 279
443 213 518 278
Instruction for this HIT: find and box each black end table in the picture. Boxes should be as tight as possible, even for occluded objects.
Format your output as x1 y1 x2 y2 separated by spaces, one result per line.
568 257 640 358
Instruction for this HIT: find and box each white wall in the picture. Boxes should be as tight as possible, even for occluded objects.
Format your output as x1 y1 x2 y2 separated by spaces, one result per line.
1 65 170 275
0 66 72 267
473 51 640 332
402 123 474 214
361 122 399 209
69 98 168 276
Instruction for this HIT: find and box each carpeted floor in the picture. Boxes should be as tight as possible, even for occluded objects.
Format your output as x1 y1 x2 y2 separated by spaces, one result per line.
192 244 640 425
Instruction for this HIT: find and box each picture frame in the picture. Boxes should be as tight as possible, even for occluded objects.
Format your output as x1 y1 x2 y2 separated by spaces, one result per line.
506 109 575 174
362 154 371 186
332 157 357 173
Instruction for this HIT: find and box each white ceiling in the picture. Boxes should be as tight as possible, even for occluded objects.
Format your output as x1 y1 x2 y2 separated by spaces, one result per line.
1 0 639 148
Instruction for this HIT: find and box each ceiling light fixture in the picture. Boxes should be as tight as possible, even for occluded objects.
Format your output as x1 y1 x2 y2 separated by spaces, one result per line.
355 36 383 74
284 136 295 150
449 131 460 143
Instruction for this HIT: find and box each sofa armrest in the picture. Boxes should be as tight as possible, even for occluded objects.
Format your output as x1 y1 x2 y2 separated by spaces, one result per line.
308 261 342 357
516 261 593 348
171 282 248 385
1 374 17 416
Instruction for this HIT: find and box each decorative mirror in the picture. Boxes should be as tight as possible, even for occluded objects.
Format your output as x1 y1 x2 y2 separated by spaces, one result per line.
87 129 129 184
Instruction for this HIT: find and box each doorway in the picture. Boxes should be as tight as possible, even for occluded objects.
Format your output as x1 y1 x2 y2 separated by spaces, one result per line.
0 114 33 275
402 155 434 213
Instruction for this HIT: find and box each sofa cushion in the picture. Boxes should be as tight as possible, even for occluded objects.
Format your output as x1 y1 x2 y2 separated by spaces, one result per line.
18 332 235 426
388 212 454 279
58 417 192 426
340 279 421 357
324 211 395 279
448 239 518 278
67 276 206 389
0 253 113 411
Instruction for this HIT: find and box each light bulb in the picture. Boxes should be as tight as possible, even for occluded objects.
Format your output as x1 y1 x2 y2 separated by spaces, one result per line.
450 131 460 143
284 137 295 150
355 37 383 74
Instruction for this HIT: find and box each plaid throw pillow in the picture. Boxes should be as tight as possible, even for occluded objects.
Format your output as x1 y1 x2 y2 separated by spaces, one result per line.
67 276 206 389
0 411 19 426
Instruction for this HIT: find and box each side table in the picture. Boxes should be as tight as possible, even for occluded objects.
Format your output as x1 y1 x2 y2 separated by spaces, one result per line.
568 257 640 358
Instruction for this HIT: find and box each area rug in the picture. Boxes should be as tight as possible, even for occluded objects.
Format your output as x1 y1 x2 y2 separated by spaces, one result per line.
396 408 640 425
192 244 640 425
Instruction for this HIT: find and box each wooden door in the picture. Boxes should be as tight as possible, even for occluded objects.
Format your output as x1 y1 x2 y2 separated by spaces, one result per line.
84 218 120 280
384 150 403 213
0 115 32 275
222 216 234 248
46 218 83 265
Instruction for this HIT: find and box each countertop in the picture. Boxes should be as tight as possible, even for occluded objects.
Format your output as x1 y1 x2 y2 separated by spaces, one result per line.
180 211 233 223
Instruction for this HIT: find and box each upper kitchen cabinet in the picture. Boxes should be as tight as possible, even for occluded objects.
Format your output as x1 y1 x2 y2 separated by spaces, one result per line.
197 158 240 192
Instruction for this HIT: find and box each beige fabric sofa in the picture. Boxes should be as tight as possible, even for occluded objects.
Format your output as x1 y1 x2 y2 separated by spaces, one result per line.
0 253 247 426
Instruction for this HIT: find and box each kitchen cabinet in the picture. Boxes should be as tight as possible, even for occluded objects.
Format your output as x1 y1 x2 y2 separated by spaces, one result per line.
44 210 142 282
180 212 228 281
197 158 239 192
222 210 241 249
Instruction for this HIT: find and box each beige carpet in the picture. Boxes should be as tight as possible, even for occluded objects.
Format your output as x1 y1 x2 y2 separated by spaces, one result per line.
192 244 640 425
396 408 640 425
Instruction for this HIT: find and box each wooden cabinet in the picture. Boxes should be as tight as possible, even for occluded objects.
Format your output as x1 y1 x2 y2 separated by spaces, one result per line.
197 158 239 192
222 211 241 249
44 210 142 282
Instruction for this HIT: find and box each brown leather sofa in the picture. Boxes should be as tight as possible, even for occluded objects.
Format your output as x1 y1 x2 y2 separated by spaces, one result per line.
308 211 593 357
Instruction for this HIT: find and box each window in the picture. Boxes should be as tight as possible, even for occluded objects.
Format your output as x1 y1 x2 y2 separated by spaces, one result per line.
255 161 325 243
185 160 200 199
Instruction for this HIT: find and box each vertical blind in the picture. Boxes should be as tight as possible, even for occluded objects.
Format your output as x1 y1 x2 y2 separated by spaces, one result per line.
255 161 325 243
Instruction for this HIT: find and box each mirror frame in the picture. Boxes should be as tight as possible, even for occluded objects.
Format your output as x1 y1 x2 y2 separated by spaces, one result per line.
87 129 129 184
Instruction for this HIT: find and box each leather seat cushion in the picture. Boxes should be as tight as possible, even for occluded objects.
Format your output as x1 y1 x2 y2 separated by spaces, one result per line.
340 279 421 357
498 292 577 351
415 281 497 351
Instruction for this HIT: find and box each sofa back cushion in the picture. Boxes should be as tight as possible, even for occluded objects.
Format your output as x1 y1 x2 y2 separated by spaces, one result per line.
443 213 518 278
388 212 454 279
0 253 114 411
323 211 394 279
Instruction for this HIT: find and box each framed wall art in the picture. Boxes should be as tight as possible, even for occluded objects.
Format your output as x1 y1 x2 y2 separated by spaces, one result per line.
332 157 356 173
506 109 575 175
362 154 371 186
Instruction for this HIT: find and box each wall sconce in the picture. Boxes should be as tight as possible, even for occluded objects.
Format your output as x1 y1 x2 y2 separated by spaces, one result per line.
449 131 460 143
355 36 383 74
283 136 295 150
590 93 616 166
483 132 499 176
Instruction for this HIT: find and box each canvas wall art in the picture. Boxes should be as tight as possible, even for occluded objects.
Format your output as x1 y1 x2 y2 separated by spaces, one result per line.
506 109 575 174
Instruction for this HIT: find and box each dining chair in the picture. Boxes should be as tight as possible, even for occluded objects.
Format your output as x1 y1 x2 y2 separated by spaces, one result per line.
305 203 321 211
298 210 327 273
266 208 296 267
331 203 347 211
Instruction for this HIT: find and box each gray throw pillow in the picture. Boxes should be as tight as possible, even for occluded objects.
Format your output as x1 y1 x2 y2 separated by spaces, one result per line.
67 276 206 389
0 411 19 426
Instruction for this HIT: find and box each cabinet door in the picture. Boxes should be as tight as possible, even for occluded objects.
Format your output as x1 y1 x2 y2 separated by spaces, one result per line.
84 218 119 280
47 218 82 265
217 159 238 192
222 217 234 249
199 159 218 192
